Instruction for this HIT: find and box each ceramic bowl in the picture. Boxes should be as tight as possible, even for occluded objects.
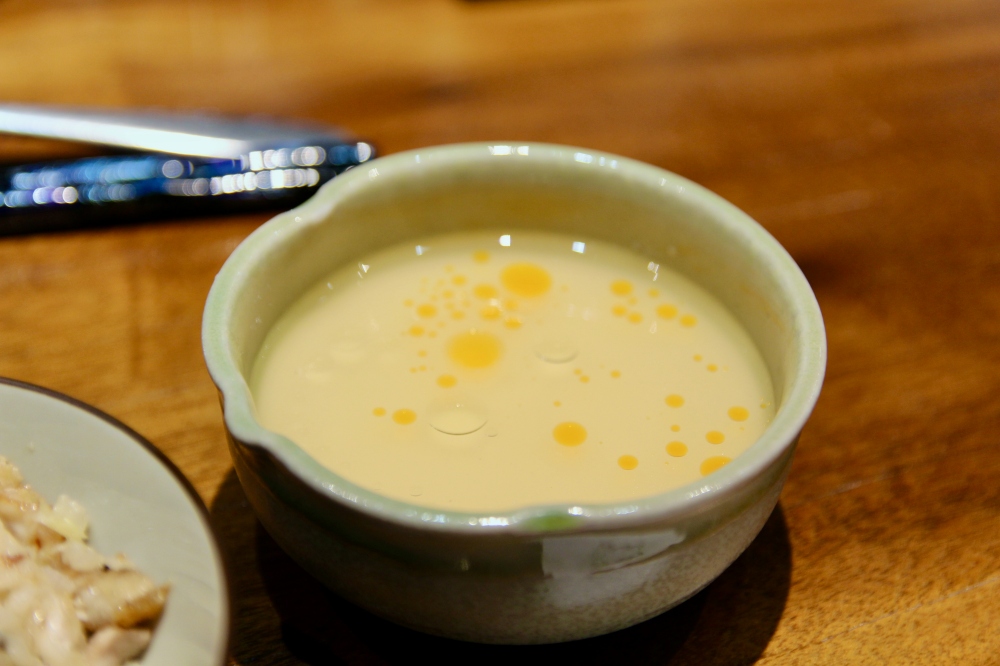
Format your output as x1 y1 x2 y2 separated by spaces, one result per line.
0 378 231 664
202 142 825 644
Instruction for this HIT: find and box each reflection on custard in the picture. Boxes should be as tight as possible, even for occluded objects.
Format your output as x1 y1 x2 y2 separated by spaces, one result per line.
250 231 775 512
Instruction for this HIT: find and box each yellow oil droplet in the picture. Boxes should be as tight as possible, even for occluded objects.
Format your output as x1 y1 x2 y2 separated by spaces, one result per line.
451 310 466 320
447 330 502 368
504 316 522 329
436 374 457 388
670 424 681 432
707 364 718 372
657 304 678 319
610 370 621 378
480 305 502 320
706 431 725 444
437 320 446 328
573 368 582 375
665 394 684 408
553 400 562 407
503 299 518 311
729 406 749 421
417 350 427 357
428 331 438 338
442 289 455 299
373 407 386 417
409 367 417 373
473 284 498 300
416 303 437 318
403 299 414 307
408 325 425 337
627 312 643 324
648 288 660 297
444 265 454 273
694 354 703 362
618 455 639 470
760 401 770 409
610 280 633 296
393 409 417 425
501 263 552 297
418 365 426 371
553 422 587 446
452 275 467 286
580 376 590 383
666 441 688 457
700 456 732 476
627 296 638 305
680 314 697 327
612 304 627 317
473 250 490 263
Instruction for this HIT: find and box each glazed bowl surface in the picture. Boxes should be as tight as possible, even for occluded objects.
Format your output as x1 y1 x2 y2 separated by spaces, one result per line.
202 142 825 643
0 378 231 664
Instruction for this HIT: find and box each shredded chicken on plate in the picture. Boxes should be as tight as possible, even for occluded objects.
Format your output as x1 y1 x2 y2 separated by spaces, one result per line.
0 456 168 666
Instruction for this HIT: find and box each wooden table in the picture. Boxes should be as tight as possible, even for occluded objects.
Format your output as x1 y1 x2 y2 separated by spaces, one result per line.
2 0 998 663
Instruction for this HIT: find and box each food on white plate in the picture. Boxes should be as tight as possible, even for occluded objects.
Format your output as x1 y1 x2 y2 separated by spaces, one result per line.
0 456 168 666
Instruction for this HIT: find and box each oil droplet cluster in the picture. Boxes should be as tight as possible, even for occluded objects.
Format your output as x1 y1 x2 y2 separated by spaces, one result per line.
251 231 775 512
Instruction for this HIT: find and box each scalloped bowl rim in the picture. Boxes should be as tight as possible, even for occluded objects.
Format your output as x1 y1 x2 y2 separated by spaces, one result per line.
202 142 826 535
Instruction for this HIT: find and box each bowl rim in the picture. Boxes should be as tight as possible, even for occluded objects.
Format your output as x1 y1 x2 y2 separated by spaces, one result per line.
0 376 233 664
202 141 826 535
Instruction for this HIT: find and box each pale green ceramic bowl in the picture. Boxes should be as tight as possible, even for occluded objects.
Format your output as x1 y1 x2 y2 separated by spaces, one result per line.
202 143 825 644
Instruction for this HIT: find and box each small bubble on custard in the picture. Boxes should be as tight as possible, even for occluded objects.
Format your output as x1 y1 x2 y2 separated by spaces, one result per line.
666 441 688 457
729 406 749 421
553 422 587 446
480 305 502 320
392 409 417 425
665 394 684 408
706 430 725 444
501 263 552 297
610 280 633 296
618 455 638 470
372 407 386 417
472 250 490 263
701 456 732 476
416 303 437 318
436 374 457 388
448 330 502 368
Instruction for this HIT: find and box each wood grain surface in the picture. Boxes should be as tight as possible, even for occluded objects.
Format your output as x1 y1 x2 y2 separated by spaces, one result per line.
1 0 998 663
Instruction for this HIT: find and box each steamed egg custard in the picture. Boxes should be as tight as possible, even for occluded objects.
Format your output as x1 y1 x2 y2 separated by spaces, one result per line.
250 231 775 512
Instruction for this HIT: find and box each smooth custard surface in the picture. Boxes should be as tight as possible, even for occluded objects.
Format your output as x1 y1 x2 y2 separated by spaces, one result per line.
251 231 775 512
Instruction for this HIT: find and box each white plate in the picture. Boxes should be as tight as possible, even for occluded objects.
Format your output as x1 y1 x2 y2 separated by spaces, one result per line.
0 378 230 665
